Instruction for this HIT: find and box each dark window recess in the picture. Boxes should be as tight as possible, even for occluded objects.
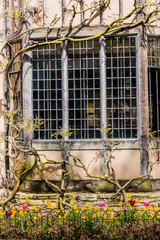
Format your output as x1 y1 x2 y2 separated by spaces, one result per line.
148 68 160 137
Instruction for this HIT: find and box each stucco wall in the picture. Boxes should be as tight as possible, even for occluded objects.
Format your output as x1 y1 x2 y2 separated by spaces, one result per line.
28 149 143 181
111 150 141 180
149 149 160 179
31 151 62 180
20 0 137 29
70 150 100 180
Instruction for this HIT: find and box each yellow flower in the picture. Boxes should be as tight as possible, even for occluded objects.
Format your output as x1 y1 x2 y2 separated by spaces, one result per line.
88 205 92 211
128 193 132 198
94 206 98 211
38 212 41 217
55 199 59 209
25 195 29 201
33 216 37 222
70 201 74 206
11 204 14 209
119 201 123 207
85 204 88 208
58 215 62 219
135 198 138 203
98 211 101 218
19 210 24 217
47 200 52 209
32 205 38 211
110 215 114 220
74 204 77 210
47 200 51 205
1 201 4 206
105 205 109 210
81 207 84 211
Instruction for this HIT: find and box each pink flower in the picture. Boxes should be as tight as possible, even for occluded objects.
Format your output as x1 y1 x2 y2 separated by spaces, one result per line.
23 204 28 210
144 201 149 207
98 201 104 207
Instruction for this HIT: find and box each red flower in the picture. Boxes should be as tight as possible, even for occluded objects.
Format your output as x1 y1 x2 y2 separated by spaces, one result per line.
129 200 135 206
7 210 13 216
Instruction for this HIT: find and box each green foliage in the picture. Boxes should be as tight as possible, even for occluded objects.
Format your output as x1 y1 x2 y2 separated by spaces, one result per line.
1 204 160 239
52 126 73 140
98 124 113 138
20 116 44 133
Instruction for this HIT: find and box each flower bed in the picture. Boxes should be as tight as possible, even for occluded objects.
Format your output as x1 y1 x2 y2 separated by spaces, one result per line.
1 194 160 239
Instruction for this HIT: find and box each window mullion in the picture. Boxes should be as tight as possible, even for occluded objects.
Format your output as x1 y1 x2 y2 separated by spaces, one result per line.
62 40 69 140
100 36 106 139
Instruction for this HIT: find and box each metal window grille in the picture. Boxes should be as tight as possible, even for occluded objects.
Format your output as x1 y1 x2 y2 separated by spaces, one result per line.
32 37 138 140
68 39 101 139
106 37 137 138
32 44 62 140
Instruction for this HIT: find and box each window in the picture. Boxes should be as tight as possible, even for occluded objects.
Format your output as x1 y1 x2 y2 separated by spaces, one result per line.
148 37 160 136
68 40 101 139
32 44 62 140
32 36 137 140
106 37 137 138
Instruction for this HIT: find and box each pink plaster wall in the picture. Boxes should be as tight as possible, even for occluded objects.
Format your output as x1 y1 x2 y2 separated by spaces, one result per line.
31 151 62 180
83 0 100 26
103 0 119 26
70 150 100 180
46 0 62 28
111 150 141 180
65 0 81 27
123 0 136 24
149 149 160 179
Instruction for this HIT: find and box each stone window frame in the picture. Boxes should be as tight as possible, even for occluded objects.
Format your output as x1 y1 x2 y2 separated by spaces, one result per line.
29 35 139 141
23 33 140 150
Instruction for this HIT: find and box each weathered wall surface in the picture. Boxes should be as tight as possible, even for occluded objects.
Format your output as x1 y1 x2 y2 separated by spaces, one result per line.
111 150 141 180
70 150 100 180
20 0 137 29
27 149 142 181
149 149 160 179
